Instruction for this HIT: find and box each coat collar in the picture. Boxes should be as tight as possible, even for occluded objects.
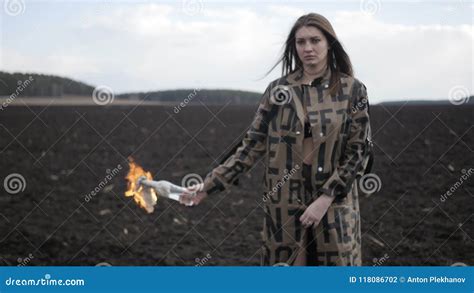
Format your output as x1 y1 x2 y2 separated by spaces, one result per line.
286 65 332 87
283 65 332 130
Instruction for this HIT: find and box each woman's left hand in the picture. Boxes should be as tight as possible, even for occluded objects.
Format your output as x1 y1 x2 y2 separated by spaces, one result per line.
299 194 335 228
179 183 207 207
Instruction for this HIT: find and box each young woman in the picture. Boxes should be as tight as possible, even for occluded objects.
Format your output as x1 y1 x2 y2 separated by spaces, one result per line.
180 13 373 266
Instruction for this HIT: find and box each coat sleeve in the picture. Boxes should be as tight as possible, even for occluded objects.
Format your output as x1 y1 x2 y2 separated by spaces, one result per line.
319 81 372 200
201 84 274 195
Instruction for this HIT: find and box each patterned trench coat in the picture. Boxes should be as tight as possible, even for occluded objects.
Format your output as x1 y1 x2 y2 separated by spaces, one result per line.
201 65 373 266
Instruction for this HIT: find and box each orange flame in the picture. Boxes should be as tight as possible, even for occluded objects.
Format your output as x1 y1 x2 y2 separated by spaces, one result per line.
125 157 157 213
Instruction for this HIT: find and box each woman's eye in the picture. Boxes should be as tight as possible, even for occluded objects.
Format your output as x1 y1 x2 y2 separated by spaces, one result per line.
311 39 320 44
297 40 305 45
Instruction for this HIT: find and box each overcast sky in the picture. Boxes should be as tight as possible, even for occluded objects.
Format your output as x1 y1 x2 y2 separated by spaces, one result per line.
1 0 472 103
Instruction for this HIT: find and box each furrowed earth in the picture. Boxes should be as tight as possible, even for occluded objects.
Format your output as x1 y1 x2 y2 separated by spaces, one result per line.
0 103 472 266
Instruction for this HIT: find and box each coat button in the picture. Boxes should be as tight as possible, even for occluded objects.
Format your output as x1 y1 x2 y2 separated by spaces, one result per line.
324 84 329 88
296 131 301 135
317 166 323 172
319 132 324 137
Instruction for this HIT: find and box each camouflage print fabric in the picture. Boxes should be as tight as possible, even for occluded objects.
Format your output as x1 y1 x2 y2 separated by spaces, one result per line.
202 65 372 266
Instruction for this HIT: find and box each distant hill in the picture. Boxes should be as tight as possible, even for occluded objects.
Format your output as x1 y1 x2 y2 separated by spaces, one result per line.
0 71 262 105
0 71 94 97
1 71 471 106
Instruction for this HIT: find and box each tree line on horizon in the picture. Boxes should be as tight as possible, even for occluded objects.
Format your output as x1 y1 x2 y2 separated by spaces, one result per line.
0 71 262 105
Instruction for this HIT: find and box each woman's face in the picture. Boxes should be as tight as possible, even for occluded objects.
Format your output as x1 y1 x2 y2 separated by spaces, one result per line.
295 25 330 68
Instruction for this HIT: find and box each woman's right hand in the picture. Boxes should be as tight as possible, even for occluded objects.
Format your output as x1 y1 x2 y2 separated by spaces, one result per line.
179 183 207 207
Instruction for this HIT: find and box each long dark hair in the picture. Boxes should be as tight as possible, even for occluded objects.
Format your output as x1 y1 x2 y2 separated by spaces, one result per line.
267 13 353 96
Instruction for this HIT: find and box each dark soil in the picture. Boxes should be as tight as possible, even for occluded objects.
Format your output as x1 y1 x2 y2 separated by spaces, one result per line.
0 103 472 266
